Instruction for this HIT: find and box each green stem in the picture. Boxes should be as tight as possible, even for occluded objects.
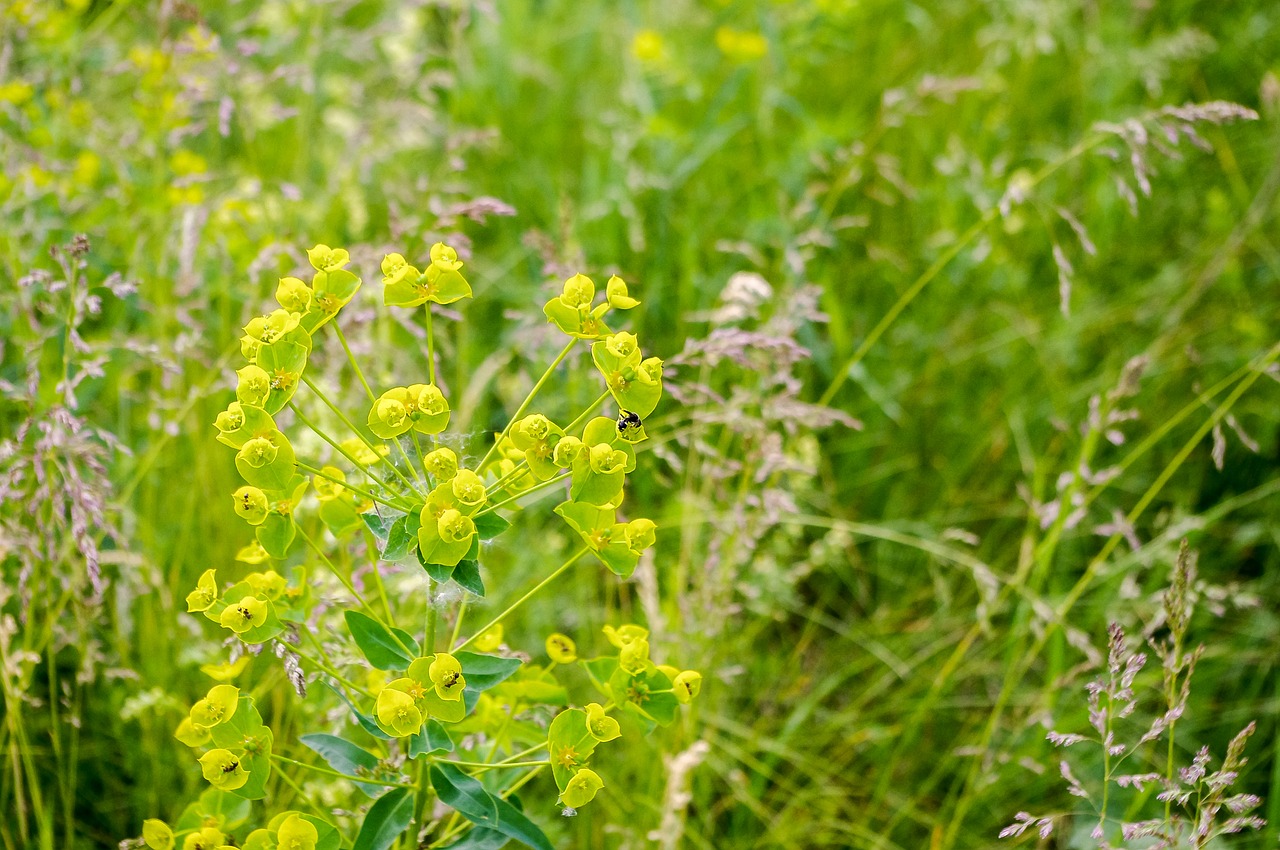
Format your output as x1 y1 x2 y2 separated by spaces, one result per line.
478 339 578 471
449 599 468 648
297 461 410 513
448 760 549 770
331 322 376 401
454 547 590 651
271 755 414 789
298 375 423 496
474 472 569 517
564 389 611 435
426 305 437 385
425 578 439 655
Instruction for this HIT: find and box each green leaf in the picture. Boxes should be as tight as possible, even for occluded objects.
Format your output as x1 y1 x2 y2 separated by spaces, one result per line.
408 719 455 758
352 787 414 850
345 610 417 670
459 652 522 713
300 734 387 797
452 559 485 597
429 763 554 850
438 828 510 850
473 512 510 540
417 544 456 583
319 498 363 536
255 513 296 560
361 511 396 540
325 682 390 740
579 657 618 697
382 515 414 561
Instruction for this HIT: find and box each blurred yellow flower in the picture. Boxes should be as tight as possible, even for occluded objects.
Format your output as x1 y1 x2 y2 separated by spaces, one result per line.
715 27 768 62
631 30 665 63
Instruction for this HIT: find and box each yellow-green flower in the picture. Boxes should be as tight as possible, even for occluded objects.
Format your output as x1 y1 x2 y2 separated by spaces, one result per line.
219 595 268 634
631 29 665 62
313 466 346 501
306 243 350 272
185 569 218 613
275 813 319 850
544 274 613 339
592 334 663 418
233 486 269 525
276 276 313 313
236 364 272 407
174 717 211 748
603 624 649 649
244 570 286 601
198 749 248 791
424 447 459 481
546 633 577 664
235 541 272 564
182 826 228 850
382 243 472 307
411 384 451 433
585 702 621 742
473 623 503 652
243 309 301 346
428 652 466 701
430 242 463 272
142 819 174 850
552 436 586 467
450 469 487 510
189 684 239 729
381 252 411 283
340 438 389 466
605 275 639 309
619 637 650 675
418 506 476 568
561 768 604 808
715 27 768 62
673 670 702 703
368 391 411 439
375 685 422 737
511 413 565 481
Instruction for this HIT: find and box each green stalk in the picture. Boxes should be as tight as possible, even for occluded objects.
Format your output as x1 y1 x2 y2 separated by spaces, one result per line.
290 394 419 501
477 339 578 472
271 755 414 789
454 547 590 651
296 461 410 513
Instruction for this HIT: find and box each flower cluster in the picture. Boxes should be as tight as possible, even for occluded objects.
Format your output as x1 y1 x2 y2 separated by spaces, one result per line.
139 244 699 848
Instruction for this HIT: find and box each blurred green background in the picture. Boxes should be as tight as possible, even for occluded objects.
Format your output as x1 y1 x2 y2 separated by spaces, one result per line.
1 0 1278 847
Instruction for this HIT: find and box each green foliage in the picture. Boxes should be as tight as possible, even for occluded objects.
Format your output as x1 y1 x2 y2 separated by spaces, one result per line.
1 0 1278 848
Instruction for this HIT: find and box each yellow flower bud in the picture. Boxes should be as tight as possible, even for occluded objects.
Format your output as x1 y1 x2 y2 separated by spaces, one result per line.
673 670 702 703
561 768 604 808
559 273 595 309
424 447 459 480
275 276 312 313
585 702 621 742
545 632 577 664
428 652 466 701
553 436 586 467
219 596 268 634
198 749 248 791
232 486 269 525
451 469 486 508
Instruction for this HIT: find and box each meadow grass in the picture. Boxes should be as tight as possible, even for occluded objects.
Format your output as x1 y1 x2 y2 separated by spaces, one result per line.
0 1 1278 848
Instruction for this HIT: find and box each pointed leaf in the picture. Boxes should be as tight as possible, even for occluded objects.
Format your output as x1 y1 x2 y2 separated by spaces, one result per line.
352 787 414 850
429 763 554 850
345 610 417 670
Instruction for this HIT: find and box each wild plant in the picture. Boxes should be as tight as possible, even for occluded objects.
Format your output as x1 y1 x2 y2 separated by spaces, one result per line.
1001 542 1265 847
0 236 139 847
128 244 701 850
